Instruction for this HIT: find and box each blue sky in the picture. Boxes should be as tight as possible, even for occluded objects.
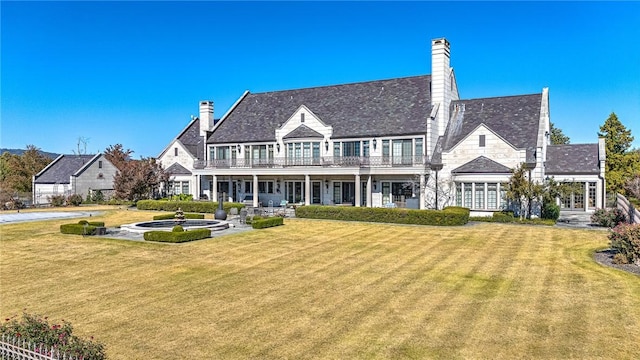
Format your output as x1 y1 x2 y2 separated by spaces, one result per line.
2 1 639 158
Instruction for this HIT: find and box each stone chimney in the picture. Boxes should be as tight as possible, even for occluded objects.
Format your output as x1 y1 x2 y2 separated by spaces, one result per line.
431 38 453 141
199 100 214 137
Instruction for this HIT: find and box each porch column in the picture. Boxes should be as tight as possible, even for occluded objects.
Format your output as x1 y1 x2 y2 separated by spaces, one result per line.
420 173 426 210
253 175 259 208
596 179 603 209
194 175 200 200
212 175 218 202
584 181 589 211
354 174 361 207
366 175 372 207
305 174 311 205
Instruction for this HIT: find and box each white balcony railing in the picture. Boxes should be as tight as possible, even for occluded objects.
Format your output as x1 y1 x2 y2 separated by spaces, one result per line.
194 156 428 169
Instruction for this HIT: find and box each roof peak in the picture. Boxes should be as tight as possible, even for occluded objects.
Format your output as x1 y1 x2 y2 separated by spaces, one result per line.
252 74 430 96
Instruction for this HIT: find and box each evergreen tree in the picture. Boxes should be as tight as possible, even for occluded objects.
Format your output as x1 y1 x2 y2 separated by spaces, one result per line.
550 122 570 145
598 112 639 194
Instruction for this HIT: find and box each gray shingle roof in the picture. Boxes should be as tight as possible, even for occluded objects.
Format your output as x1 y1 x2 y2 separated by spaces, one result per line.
34 155 95 184
451 156 512 174
165 162 192 175
443 94 542 151
283 124 324 139
177 118 205 160
546 144 600 175
208 75 432 143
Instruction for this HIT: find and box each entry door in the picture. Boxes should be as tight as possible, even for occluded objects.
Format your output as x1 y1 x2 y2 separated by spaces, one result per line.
312 182 322 204
342 182 355 205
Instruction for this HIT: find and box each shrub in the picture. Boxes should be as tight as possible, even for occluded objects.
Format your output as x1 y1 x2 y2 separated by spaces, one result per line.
591 208 627 228
245 215 263 225
541 202 560 220
136 200 244 214
169 193 193 201
67 194 83 206
90 189 105 203
78 220 104 227
252 217 284 229
172 225 184 232
470 215 555 226
493 211 515 223
48 194 66 207
106 199 135 206
609 223 640 265
295 206 469 226
153 213 205 220
60 223 97 235
0 312 106 360
143 228 211 243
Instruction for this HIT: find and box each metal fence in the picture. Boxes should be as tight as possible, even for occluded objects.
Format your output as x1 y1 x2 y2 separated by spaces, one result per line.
617 193 640 224
0 335 76 360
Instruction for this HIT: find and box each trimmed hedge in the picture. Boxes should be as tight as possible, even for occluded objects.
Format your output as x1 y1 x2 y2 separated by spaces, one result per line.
137 200 244 214
61 224 95 235
78 220 105 227
252 217 284 229
152 213 205 220
295 205 470 226
143 228 212 243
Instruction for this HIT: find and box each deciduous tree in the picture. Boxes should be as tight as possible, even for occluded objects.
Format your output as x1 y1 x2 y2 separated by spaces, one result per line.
113 157 167 201
104 144 133 171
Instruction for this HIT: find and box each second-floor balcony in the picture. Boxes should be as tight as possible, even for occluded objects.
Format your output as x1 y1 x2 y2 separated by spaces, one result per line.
194 156 428 170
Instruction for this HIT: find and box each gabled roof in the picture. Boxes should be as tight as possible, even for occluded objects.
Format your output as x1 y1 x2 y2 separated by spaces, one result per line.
283 124 324 139
546 144 600 175
165 162 192 175
208 75 432 143
158 117 208 160
451 156 512 174
442 94 542 152
34 155 95 184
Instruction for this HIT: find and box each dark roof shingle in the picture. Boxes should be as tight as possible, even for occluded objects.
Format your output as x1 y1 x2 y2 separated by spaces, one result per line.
165 162 192 175
177 118 205 159
443 94 542 151
451 156 512 174
546 144 600 175
34 155 95 184
283 124 324 139
208 75 432 143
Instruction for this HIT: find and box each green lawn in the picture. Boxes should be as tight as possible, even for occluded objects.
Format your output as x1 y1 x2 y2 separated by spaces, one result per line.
1 207 639 359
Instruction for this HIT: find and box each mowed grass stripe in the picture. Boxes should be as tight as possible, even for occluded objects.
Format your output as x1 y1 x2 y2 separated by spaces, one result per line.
2 209 640 359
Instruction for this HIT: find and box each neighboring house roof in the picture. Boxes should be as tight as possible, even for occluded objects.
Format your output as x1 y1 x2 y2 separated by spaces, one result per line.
33 155 96 184
546 144 601 175
451 156 513 174
283 124 324 139
165 162 192 175
208 75 432 143
442 94 542 151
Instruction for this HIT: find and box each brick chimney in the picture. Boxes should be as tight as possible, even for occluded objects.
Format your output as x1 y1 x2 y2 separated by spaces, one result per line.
199 100 214 137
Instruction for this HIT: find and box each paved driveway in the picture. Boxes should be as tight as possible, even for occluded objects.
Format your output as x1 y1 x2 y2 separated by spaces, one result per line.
0 211 101 224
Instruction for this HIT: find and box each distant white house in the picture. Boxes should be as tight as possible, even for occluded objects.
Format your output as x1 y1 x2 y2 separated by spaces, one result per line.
158 38 606 215
32 154 118 205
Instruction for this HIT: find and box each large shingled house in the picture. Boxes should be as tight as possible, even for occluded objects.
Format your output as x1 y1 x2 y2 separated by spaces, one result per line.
158 38 606 215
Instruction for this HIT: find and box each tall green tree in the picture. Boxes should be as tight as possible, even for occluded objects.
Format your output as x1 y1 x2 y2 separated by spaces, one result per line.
598 112 639 194
550 122 570 145
505 163 544 219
